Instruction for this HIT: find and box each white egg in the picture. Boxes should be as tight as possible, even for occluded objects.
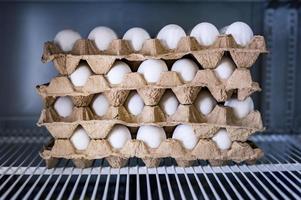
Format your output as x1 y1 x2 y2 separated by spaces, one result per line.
106 61 131 84
224 97 254 119
124 91 144 116
214 57 236 80
92 94 109 116
107 125 131 149
54 29 81 52
171 58 199 82
194 91 217 115
69 64 93 87
88 26 118 51
190 22 219 46
159 90 179 116
123 27 151 51
225 22 254 46
136 125 166 148
70 128 91 150
137 59 168 83
54 96 73 118
172 125 197 150
157 24 186 49
212 129 231 150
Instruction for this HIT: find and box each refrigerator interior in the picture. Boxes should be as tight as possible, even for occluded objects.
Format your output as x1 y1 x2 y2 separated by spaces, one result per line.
0 0 300 199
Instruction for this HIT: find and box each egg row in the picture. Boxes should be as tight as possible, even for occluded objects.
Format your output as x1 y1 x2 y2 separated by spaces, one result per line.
38 68 259 104
65 57 238 86
39 107 262 143
40 103 262 132
41 127 263 168
49 90 254 120
44 36 265 76
67 125 239 151
54 22 256 54
42 138 262 168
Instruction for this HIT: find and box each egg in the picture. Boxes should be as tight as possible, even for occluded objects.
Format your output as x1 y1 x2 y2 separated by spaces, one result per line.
124 91 144 116
92 94 109 116
107 125 131 149
69 63 93 87
159 90 179 116
54 29 81 52
224 22 254 46
106 61 131 84
136 125 166 148
123 27 151 51
212 129 231 150
194 91 217 115
88 26 118 51
171 58 199 82
172 125 197 150
137 59 168 83
54 96 73 118
214 57 236 80
224 97 254 119
190 22 219 46
70 128 91 150
157 24 186 49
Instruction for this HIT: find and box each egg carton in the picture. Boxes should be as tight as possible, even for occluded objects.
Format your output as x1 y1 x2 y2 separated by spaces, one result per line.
37 105 263 142
37 69 260 104
42 35 267 75
40 138 263 168
39 104 263 128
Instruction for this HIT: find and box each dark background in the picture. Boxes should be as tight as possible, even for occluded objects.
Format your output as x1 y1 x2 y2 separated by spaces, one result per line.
0 0 300 133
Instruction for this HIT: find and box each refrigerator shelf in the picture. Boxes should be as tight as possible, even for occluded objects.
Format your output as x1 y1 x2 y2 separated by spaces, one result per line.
0 133 301 199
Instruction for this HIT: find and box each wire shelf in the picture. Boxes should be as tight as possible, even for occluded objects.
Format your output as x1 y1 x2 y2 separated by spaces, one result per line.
0 134 301 200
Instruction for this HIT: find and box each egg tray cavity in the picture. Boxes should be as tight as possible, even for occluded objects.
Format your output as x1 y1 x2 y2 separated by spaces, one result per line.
40 138 262 168
42 35 267 75
37 68 260 104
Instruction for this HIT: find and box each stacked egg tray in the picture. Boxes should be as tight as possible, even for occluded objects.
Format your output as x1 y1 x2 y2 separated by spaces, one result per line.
38 34 266 168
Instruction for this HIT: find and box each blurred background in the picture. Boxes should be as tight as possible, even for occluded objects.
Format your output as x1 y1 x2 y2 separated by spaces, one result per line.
0 0 300 134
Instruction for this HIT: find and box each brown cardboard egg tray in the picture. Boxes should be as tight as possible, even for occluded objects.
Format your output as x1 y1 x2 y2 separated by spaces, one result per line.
40 138 263 168
42 35 267 75
39 103 263 130
37 68 260 104
37 104 263 142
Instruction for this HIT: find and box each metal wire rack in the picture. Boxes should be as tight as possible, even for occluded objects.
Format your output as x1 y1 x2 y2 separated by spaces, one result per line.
0 133 301 200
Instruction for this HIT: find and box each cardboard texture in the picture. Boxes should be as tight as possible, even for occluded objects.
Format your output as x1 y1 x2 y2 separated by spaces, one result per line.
40 97 263 125
37 105 263 142
38 32 266 168
42 35 267 75
37 69 261 103
40 138 263 168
